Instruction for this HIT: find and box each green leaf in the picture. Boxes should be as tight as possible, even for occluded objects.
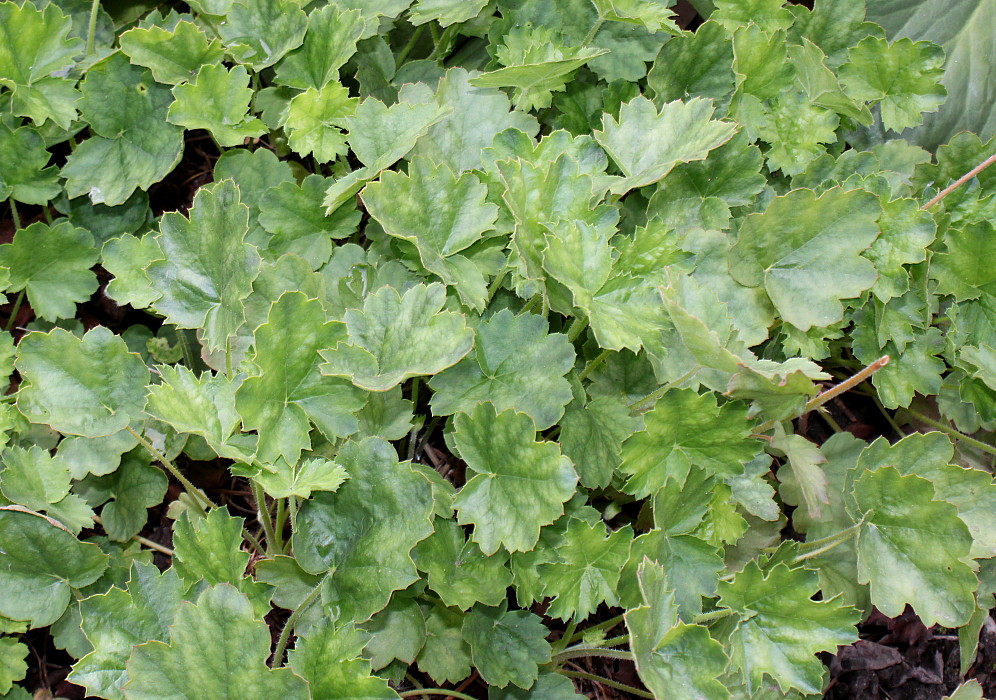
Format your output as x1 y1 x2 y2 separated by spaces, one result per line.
167 63 265 146
0 222 98 322
71 562 191 700
452 403 578 555
713 0 794 31
0 508 108 627
247 458 348 500
852 466 976 627
539 518 631 621
625 561 730 700
77 452 167 541
274 4 364 90
559 395 642 489
259 175 360 268
771 431 828 521
594 95 736 194
363 596 425 670
932 221 996 301
101 235 163 309
852 323 945 409
147 179 260 351
15 327 149 438
417 606 472 685
647 20 735 104
413 517 513 610
788 39 871 124
218 0 307 69
145 365 246 461
123 585 309 700
429 310 575 431
470 25 606 110
621 531 723 619
119 20 224 85
867 0 994 148
619 389 761 499
730 187 880 331
0 445 94 531
592 0 680 34
864 197 936 301
462 604 551 689
839 36 946 133
0 123 60 204
717 561 859 694
172 508 248 585
0 1 83 128
409 0 488 26
288 618 397 699
237 291 364 463
293 438 435 622
755 89 840 176
0 637 27 695
488 672 583 700
62 54 183 206
362 157 499 309
732 25 794 101
284 82 357 163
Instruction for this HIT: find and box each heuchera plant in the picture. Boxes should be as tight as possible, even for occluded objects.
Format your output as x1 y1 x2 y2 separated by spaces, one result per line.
0 0 994 698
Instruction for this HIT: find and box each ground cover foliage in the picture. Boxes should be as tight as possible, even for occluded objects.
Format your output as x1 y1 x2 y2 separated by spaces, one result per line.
0 0 994 697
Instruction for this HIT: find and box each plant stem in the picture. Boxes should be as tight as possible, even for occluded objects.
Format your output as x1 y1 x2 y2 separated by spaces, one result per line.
566 316 587 343
274 497 287 550
792 515 868 563
271 581 323 666
600 633 629 648
41 206 54 224
396 25 425 65
578 349 611 381
627 367 699 412
553 619 579 654
558 670 653 699
567 613 625 644
251 481 280 554
755 355 889 434
224 336 233 377
691 607 733 624
7 198 20 229
398 690 477 700
582 17 605 46
553 645 634 664
244 529 266 557
485 266 508 303
5 290 25 332
92 514 174 555
519 295 541 316
899 408 996 457
921 152 996 210
85 0 101 56
407 377 421 460
126 426 213 514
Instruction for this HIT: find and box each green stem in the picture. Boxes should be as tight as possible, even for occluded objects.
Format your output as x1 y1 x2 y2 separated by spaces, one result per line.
244 529 266 557
691 607 734 624
93 514 173 556
922 151 996 210
553 645 634 664
428 25 456 61
558 670 653 699
41 206 54 224
271 581 324 666
407 377 421 461
126 426 213 514
519 294 541 316
566 316 587 343
553 619 579 654
85 0 101 56
274 497 287 550
577 349 611 382
566 614 625 645
898 408 996 458
627 367 699 412
396 25 425 65
755 355 890 434
581 17 605 46
224 336 233 377
793 516 867 563
398 690 477 700
600 633 629 648
8 198 20 229
176 329 197 369
4 290 25 333
485 266 508 302
251 481 280 554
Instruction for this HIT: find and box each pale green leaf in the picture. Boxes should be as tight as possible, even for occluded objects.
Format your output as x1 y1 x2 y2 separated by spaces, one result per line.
864 197 936 301
409 0 488 26
284 83 356 163
0 446 94 531
363 596 425 670
119 20 224 85
595 95 736 194
462 604 551 689
621 530 723 619
732 25 793 100
0 222 97 322
101 235 163 309
219 0 306 69
288 619 397 700
249 458 348 500
0 123 60 204
712 0 793 31
559 395 642 489
15 327 149 438
274 4 364 90
77 452 166 542
931 221 996 302
416 606 472 685
647 20 735 105
167 64 265 146
771 431 827 520
0 637 27 695
592 0 680 34
452 403 578 555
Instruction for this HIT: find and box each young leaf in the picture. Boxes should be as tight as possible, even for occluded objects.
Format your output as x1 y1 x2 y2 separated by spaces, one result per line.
284 83 357 163
293 438 435 623
559 395 642 489
852 466 976 627
363 596 426 670
167 64 265 146
236 292 364 465
319 283 474 391
244 458 348 500
0 508 108 627
429 309 575 431
15 327 149 438
123 585 309 700
62 55 183 206
594 95 736 195
730 187 880 331
452 403 578 555
0 637 27 695
119 20 224 85
218 0 307 69
539 519 632 621
101 235 164 309
619 389 761 499
591 0 680 34
621 531 723 619
0 123 61 205
462 604 551 689
0 222 98 322
77 453 167 542
413 517 513 610
716 561 860 694
273 4 364 90
287 619 396 699
147 179 261 352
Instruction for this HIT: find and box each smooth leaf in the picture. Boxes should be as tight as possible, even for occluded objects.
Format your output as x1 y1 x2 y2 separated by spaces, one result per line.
167 63 265 146
119 20 224 85
462 604 551 689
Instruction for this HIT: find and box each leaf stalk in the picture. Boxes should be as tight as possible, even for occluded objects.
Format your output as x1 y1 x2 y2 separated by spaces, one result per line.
126 426 214 514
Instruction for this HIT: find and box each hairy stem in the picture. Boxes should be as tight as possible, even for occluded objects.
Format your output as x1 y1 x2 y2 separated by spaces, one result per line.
5 290 25 333
899 408 996 458
271 581 323 666
251 481 280 554
85 0 101 56
566 316 588 343
628 367 700 413
126 426 213 514
396 25 425 65
93 514 173 556
8 198 20 229
567 613 626 645
558 670 653 699
553 645 634 664
578 348 611 381
582 17 605 46
691 607 734 624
